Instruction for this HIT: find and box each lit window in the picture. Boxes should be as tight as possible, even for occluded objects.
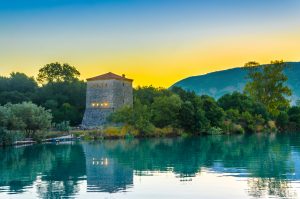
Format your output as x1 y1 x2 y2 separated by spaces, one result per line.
100 102 109 107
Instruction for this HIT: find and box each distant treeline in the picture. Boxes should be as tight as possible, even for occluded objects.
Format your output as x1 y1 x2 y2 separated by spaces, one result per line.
1 61 300 146
110 61 300 135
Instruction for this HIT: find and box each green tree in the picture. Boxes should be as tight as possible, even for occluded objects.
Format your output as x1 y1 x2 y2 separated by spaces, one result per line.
35 80 86 125
244 60 292 116
7 102 52 135
134 86 172 106
287 106 300 130
218 92 269 119
9 72 38 93
151 94 182 128
109 100 154 134
0 73 37 105
0 102 52 143
37 62 80 84
178 101 209 134
201 95 225 127
276 111 289 131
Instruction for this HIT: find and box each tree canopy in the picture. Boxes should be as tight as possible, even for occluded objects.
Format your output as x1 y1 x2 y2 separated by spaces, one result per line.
244 60 292 116
37 62 80 84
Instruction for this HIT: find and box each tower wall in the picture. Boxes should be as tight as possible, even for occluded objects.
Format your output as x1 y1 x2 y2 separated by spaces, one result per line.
82 78 133 128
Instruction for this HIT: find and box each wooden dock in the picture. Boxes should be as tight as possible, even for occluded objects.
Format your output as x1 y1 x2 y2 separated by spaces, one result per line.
43 134 77 143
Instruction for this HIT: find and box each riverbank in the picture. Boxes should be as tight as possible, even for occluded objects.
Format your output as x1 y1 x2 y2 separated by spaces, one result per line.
0 123 288 147
71 126 186 140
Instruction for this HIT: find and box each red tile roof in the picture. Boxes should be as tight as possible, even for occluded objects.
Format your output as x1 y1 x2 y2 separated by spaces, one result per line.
86 72 133 82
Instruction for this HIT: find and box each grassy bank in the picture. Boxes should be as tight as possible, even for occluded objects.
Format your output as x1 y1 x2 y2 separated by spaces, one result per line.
71 125 186 140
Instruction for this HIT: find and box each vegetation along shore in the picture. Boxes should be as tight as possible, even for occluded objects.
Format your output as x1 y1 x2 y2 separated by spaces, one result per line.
1 60 300 146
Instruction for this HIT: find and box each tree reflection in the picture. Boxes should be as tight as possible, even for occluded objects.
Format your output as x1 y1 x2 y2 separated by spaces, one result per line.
0 143 86 198
247 178 297 198
0 133 300 198
99 134 300 198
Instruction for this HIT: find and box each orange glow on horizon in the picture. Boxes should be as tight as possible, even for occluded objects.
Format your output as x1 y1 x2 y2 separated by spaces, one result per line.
1 30 300 88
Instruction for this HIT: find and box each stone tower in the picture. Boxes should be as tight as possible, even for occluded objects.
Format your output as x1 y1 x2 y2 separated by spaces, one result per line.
82 72 133 127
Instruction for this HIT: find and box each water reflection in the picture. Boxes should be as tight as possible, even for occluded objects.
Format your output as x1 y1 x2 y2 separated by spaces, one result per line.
0 133 299 198
0 144 86 198
83 143 133 193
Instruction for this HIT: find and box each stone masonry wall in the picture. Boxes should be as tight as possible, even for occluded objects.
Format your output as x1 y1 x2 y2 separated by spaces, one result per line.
82 79 133 128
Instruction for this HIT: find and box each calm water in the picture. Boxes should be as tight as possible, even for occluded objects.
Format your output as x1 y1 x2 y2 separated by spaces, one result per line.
1 134 300 199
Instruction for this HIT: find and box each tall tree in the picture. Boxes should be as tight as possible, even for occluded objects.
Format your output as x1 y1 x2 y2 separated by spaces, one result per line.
244 60 292 116
37 62 80 84
151 94 182 128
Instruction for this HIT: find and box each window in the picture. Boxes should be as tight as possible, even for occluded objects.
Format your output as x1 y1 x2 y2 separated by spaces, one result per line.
92 102 110 108
102 102 109 107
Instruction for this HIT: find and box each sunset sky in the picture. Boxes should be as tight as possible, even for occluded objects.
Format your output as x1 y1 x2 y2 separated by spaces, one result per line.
1 0 300 87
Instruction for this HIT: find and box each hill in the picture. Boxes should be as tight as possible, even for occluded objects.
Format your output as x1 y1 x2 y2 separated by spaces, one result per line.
171 62 300 104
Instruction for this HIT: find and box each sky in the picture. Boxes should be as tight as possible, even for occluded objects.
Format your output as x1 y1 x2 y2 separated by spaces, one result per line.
1 0 300 87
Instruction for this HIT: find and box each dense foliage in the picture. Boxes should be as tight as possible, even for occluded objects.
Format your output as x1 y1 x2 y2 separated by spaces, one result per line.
37 62 81 84
0 60 300 144
0 63 86 126
110 61 299 135
244 60 291 116
0 102 52 145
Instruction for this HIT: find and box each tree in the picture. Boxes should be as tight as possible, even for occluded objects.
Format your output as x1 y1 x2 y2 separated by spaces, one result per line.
0 73 38 105
35 80 86 125
178 101 209 134
201 95 225 127
151 94 182 128
9 72 38 93
109 100 154 134
218 92 269 120
134 86 172 106
0 102 52 143
276 111 289 131
37 62 80 84
287 106 300 130
7 102 52 134
244 60 292 116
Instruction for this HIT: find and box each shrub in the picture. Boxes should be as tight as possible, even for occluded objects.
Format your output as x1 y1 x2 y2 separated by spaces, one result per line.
206 127 223 135
0 102 52 140
232 124 245 134
267 120 277 132
54 121 71 132
103 127 123 138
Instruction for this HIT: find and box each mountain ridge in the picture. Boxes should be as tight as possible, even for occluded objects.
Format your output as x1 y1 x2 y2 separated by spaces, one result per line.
171 62 300 104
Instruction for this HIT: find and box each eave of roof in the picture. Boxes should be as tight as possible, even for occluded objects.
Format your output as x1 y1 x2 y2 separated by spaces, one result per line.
86 72 133 82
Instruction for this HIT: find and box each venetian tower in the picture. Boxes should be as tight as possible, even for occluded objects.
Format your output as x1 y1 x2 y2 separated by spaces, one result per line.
82 72 133 127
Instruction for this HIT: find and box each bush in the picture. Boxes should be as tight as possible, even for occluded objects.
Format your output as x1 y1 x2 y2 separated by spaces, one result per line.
232 124 245 134
0 102 52 140
109 100 155 135
103 127 123 138
54 121 71 132
206 127 223 135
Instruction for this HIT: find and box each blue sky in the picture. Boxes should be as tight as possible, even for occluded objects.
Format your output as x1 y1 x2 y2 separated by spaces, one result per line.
1 0 300 86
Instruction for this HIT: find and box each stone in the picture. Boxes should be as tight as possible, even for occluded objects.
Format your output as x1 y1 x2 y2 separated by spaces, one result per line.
81 72 133 128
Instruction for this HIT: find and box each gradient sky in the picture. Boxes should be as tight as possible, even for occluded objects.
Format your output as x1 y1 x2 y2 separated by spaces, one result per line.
1 0 300 87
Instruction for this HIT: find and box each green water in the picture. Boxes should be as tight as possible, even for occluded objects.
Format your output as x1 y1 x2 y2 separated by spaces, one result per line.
1 133 300 199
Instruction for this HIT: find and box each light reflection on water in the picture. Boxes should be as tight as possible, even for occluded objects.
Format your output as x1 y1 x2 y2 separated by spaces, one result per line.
0 133 300 198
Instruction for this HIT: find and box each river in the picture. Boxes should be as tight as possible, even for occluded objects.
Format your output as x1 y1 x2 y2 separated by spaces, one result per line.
1 133 300 199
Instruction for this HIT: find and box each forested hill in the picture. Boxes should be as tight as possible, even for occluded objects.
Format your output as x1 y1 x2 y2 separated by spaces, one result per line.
171 62 300 104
